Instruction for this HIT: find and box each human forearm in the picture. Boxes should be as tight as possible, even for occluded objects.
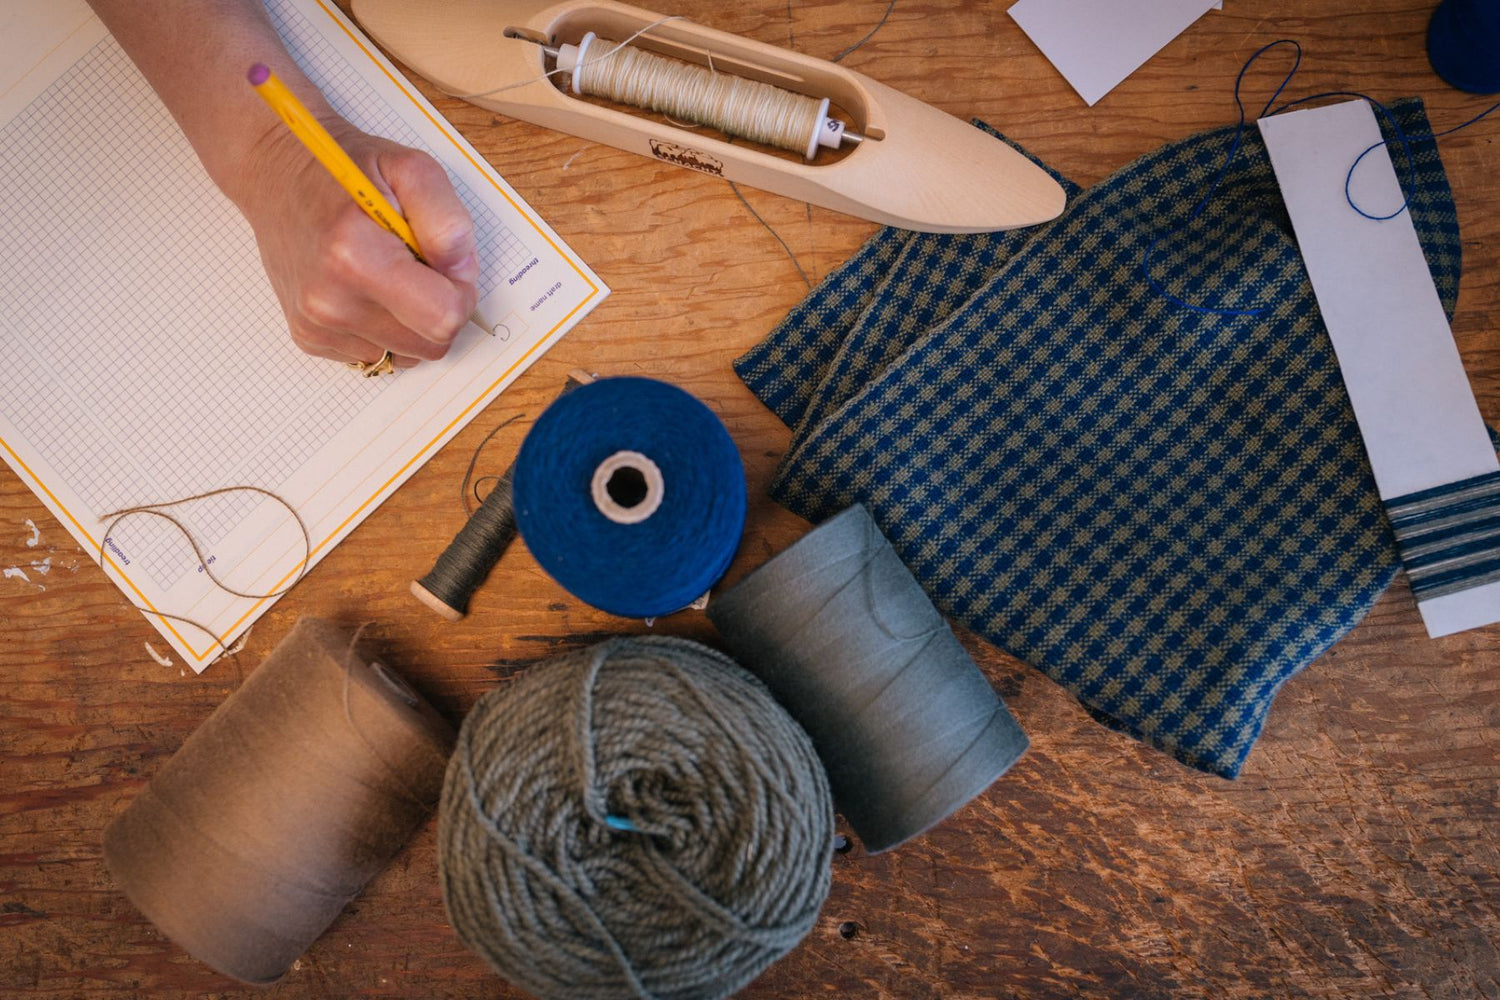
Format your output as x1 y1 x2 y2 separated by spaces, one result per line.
84 0 330 209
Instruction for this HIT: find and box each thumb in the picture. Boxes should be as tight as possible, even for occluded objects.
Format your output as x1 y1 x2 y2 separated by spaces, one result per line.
377 147 479 284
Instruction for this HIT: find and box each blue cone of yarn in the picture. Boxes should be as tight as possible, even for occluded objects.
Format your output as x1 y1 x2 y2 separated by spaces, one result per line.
1428 0 1500 94
513 376 747 618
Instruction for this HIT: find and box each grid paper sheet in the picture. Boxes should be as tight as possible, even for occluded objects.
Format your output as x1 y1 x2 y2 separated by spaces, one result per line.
0 0 606 669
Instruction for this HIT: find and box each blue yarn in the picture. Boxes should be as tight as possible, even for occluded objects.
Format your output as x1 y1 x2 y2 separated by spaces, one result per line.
512 377 747 619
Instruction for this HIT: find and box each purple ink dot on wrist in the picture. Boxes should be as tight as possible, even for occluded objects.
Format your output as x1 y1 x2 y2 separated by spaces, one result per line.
247 63 271 86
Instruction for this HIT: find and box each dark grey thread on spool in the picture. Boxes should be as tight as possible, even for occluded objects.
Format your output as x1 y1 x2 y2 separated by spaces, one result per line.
438 636 835 1000
414 371 593 620
414 468 518 618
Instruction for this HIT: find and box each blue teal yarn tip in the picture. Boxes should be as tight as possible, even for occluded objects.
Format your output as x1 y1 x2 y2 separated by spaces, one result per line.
512 376 747 618
1428 0 1500 94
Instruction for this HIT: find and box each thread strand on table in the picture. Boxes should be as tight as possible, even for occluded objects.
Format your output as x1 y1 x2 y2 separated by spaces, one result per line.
97 486 310 654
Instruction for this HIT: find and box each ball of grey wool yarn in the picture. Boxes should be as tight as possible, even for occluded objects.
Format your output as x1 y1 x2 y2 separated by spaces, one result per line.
439 635 835 1000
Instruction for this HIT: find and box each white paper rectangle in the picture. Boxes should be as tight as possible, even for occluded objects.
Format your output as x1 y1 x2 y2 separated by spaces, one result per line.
1007 0 1219 106
0 0 607 668
1259 100 1499 638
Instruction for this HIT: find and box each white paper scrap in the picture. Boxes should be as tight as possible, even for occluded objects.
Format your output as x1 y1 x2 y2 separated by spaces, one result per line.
1007 0 1219 106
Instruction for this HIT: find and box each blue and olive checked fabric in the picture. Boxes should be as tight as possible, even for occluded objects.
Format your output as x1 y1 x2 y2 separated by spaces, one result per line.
735 100 1464 778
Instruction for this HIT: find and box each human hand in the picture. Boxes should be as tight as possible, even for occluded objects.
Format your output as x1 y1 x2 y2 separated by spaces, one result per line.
234 117 479 368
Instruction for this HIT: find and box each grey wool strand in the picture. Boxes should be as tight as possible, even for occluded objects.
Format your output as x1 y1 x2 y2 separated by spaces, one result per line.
438 636 835 1000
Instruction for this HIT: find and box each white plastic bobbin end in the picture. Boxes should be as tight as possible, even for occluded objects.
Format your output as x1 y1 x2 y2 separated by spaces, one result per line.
805 97 847 160
591 450 665 525
554 31 597 95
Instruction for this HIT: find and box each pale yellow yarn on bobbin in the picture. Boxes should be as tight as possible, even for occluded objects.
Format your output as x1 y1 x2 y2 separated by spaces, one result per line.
575 39 824 154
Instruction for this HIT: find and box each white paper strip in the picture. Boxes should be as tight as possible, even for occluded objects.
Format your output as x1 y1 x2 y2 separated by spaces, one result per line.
1259 100 1500 638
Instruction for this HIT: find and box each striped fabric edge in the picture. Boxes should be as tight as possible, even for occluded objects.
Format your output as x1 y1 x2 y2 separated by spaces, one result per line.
1387 470 1500 600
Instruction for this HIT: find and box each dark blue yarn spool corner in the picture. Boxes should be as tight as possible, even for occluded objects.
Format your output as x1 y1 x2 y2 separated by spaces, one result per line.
1428 0 1500 94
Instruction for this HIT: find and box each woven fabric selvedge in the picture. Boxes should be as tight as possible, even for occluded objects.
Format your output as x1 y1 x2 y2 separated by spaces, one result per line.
736 99 1461 777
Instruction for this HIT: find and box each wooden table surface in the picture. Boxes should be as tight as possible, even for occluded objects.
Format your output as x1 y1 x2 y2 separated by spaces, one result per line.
3 1 1497 997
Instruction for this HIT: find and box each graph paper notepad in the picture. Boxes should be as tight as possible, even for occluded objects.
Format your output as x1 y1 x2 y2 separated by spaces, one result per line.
0 0 606 669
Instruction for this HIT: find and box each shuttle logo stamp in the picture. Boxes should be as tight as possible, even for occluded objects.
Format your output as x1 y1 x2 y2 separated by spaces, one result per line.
649 139 724 176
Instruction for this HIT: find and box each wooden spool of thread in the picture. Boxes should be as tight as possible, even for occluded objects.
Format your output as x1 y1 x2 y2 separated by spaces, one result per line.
552 33 858 160
411 369 594 620
102 618 453 985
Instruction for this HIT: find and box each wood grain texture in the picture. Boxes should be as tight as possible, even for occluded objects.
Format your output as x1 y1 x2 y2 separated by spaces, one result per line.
2 1 1496 997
